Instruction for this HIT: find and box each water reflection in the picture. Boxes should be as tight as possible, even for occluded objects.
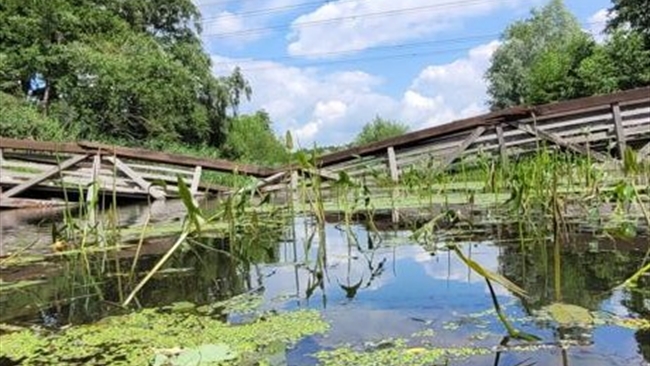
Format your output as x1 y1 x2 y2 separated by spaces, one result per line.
0 210 648 365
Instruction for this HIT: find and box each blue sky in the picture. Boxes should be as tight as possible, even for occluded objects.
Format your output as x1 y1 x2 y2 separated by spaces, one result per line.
194 0 612 147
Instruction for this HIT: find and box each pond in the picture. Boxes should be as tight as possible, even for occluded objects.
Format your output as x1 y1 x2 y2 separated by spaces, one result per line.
1 202 648 366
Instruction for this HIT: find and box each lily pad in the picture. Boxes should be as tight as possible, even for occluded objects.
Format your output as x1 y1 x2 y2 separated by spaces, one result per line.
543 303 593 327
153 344 237 366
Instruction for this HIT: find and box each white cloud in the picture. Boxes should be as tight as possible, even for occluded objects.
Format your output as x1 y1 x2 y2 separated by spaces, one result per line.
211 40 499 146
587 8 611 44
287 0 522 57
398 40 500 128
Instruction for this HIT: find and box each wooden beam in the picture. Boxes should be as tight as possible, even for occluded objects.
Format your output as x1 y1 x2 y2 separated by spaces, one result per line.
86 153 101 225
510 122 609 162
269 86 650 171
438 126 486 170
611 103 626 156
190 166 202 195
0 138 272 177
386 146 400 224
0 154 89 199
495 124 507 167
387 147 399 182
104 156 166 200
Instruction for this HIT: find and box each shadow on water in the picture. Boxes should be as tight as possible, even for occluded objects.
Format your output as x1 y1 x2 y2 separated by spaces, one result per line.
1 206 649 365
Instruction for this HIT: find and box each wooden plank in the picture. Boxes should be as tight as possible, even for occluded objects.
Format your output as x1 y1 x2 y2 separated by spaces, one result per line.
0 197 70 209
190 166 202 195
386 146 399 182
510 122 610 162
261 86 650 172
438 126 486 170
0 138 272 177
0 154 89 199
104 156 166 200
78 141 270 177
611 103 627 156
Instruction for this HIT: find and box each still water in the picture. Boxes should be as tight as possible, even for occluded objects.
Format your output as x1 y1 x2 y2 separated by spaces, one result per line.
0 203 648 365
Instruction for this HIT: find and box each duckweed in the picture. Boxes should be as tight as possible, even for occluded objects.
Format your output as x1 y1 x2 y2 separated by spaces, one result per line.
316 344 491 366
0 307 328 365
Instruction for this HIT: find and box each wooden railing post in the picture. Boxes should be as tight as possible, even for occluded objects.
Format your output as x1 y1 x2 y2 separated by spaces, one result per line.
387 146 399 224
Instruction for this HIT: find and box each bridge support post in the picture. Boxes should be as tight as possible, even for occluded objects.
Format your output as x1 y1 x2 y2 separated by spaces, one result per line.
190 166 202 196
87 153 102 226
611 103 627 157
387 146 399 224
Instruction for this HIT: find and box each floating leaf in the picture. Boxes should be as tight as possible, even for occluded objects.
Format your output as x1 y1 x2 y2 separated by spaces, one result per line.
542 303 593 327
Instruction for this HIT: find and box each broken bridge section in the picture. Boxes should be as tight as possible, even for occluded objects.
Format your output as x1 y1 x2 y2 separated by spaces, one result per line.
257 86 650 199
0 139 273 209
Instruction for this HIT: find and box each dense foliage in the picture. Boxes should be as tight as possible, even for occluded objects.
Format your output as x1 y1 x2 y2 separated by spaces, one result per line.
0 0 291 164
354 116 409 146
486 0 650 109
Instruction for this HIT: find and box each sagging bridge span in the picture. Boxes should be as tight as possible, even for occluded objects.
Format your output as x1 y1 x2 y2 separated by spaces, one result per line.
1 86 649 209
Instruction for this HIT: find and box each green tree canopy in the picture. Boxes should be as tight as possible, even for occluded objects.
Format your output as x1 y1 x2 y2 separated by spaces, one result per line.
354 116 409 146
221 111 289 166
607 0 650 45
485 0 592 109
0 0 249 147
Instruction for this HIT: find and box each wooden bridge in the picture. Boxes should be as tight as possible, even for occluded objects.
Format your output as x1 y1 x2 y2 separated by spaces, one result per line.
261 86 650 192
1 86 649 209
0 139 272 208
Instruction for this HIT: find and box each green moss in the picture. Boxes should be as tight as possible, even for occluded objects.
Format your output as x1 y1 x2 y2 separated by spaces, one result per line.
0 307 328 365
316 344 491 366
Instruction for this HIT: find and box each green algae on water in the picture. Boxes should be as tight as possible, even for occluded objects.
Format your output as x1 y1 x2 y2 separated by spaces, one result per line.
0 307 328 365
316 343 491 366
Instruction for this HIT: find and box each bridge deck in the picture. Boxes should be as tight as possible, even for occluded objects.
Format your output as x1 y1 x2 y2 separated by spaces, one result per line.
0 139 272 208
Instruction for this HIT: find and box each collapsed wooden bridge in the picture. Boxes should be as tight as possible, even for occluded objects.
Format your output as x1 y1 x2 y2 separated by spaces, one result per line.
1 86 649 209
0 139 272 208
259 86 650 192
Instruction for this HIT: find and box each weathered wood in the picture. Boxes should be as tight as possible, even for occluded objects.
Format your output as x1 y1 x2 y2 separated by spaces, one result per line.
104 156 166 200
386 146 400 223
438 126 487 170
387 147 399 182
0 197 69 209
0 138 272 177
495 124 507 167
611 103 627 156
190 166 202 195
1 154 89 199
510 121 609 162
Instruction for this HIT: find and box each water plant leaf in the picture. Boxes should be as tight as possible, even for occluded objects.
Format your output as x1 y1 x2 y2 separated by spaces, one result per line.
542 303 593 327
450 245 527 298
177 175 204 233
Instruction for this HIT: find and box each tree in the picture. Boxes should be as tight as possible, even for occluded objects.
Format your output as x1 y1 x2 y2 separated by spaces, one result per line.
354 116 409 145
577 30 650 95
222 111 289 166
607 0 650 45
0 0 250 147
485 0 592 109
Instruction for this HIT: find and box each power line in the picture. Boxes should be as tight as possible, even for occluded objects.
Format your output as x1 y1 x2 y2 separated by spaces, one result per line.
199 0 362 21
200 0 506 38
213 21 607 72
212 33 500 65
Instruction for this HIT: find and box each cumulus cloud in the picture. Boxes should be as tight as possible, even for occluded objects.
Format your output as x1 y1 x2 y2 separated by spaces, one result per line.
287 0 522 57
399 40 500 129
211 40 499 146
587 8 611 44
